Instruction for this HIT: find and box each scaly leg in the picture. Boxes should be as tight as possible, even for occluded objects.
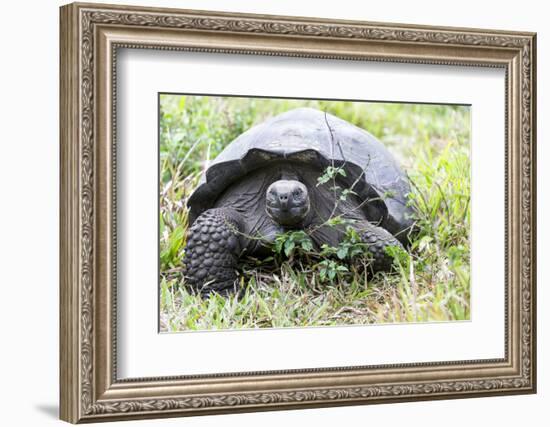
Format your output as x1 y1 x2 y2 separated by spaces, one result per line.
183 208 243 296
357 221 403 272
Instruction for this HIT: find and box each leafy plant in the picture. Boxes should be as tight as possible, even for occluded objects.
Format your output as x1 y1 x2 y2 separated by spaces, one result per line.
273 230 314 259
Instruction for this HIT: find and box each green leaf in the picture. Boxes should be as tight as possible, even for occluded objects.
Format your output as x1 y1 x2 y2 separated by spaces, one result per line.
327 216 345 226
336 246 348 259
284 240 295 257
316 175 330 186
301 238 313 252
340 188 357 201
274 237 285 254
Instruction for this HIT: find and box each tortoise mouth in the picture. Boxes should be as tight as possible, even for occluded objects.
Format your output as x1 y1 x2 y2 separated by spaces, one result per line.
265 179 310 227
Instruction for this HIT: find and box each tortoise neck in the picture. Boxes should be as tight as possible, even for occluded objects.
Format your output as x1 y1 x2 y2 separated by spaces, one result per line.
279 166 300 181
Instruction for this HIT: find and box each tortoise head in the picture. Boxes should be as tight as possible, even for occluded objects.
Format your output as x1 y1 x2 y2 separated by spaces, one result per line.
266 180 310 227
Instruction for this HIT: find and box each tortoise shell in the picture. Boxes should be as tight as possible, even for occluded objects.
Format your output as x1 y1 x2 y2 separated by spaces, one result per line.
187 107 415 240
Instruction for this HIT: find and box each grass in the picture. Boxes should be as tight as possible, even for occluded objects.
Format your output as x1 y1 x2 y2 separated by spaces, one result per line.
159 95 471 332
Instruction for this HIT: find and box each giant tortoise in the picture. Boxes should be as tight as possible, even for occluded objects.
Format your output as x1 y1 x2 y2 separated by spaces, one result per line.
183 107 416 295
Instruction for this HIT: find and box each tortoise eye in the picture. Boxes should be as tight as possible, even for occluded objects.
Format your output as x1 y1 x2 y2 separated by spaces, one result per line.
293 190 301 197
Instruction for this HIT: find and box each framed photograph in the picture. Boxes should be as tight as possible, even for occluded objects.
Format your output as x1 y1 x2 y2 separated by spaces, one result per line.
60 2 537 423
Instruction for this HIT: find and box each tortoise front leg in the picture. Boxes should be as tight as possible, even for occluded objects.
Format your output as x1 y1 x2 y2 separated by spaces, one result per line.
183 208 243 296
356 221 404 272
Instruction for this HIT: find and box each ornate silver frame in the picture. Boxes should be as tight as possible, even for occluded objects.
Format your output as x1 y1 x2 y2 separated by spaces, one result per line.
60 2 536 423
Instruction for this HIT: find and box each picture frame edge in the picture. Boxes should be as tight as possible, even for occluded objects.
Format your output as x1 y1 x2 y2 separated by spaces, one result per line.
59 2 537 423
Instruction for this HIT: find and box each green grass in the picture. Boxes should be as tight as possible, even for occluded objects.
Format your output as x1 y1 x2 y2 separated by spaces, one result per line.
159 95 471 332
